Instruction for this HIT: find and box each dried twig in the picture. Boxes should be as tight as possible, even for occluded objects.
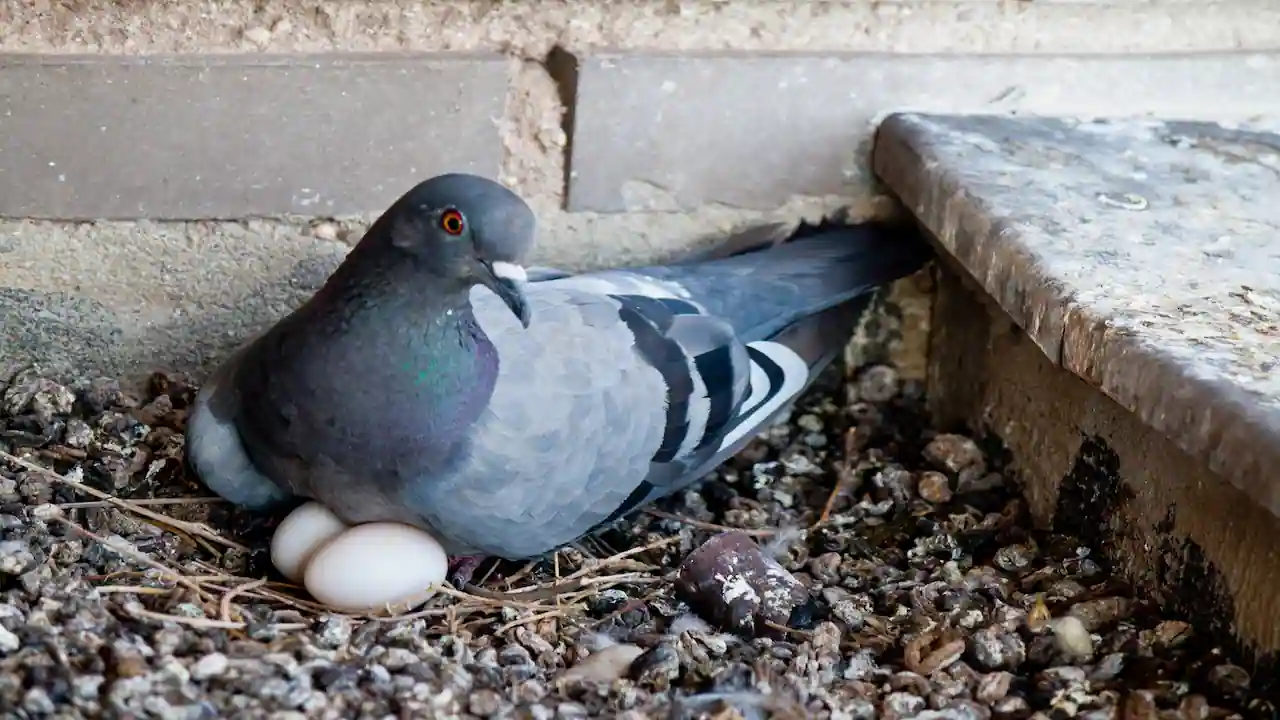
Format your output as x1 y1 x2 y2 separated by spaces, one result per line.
52 516 214 603
57 496 225 510
220 577 269 624
1 449 247 552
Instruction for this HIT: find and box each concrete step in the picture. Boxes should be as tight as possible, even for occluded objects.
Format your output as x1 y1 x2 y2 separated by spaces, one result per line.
872 113 1280 678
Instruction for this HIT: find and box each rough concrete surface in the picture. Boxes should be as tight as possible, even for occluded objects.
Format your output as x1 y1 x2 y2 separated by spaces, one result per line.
567 52 1280 212
925 266 1280 666
2 1 1280 384
873 112 1280 527
0 53 509 219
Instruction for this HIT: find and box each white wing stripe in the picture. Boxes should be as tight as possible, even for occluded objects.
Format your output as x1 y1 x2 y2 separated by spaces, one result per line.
716 340 810 452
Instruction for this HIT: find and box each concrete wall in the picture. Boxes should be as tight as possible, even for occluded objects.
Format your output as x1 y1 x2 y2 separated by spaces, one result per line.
2 0 1278 384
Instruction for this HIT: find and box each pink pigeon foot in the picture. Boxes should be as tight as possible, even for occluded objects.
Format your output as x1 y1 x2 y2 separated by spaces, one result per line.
447 555 488 588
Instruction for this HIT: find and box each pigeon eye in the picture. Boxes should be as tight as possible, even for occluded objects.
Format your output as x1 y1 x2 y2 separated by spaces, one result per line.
440 209 466 236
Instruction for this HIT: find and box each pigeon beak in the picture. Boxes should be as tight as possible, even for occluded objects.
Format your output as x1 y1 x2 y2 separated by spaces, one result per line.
477 259 532 328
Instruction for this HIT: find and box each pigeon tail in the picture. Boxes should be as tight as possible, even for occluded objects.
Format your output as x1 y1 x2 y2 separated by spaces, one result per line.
615 218 933 344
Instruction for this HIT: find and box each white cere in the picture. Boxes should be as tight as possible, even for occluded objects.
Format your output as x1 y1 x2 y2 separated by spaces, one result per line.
270 501 449 615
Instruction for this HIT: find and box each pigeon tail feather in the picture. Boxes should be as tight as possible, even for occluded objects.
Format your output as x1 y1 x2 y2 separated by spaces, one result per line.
602 218 932 344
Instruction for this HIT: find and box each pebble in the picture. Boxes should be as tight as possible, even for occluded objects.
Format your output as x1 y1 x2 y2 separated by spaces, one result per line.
917 471 953 503
0 541 34 575
923 433 985 475
1049 615 1095 660
559 644 645 684
191 652 229 680
856 365 900 403
0 625 17 654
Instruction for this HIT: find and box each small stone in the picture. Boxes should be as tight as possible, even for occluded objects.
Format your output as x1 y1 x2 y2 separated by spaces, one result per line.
30 379 76 426
917 471 953 503
316 615 353 647
380 647 417 670
1068 597 1131 631
1153 619 1192 648
994 543 1037 573
312 222 339 241
856 365 900 402
191 652 229 680
631 644 680 690
796 414 823 433
1124 690 1159 719
556 702 590 719
29 503 62 521
923 433 985 475
1049 616 1094 660
1178 695 1211 720
468 688 504 717
22 686 55 714
970 626 1026 670
558 643 644 685
881 691 926 719
0 541 35 575
243 26 273 45
976 671 1013 703
993 696 1029 716
64 417 93 448
1208 663 1251 696
0 625 18 654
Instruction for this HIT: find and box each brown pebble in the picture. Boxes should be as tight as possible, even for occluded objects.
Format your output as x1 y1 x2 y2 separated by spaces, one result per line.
1178 694 1211 720
923 433 985 474
674 531 811 639
916 471 953 504
1123 689 1159 720
1068 597 1131 631
1154 619 1192 648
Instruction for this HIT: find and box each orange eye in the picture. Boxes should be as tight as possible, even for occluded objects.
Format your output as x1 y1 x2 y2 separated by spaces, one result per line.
440 209 466 236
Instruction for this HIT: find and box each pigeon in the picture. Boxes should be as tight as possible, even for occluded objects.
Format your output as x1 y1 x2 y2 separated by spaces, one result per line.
185 172 932 586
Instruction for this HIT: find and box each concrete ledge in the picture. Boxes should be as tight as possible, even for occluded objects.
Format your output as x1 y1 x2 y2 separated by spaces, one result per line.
0 53 509 220
873 113 1280 523
872 113 1280 665
567 52 1280 212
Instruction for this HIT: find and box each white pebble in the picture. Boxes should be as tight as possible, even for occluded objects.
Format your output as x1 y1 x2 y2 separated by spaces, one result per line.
191 652 229 680
558 644 645 684
1050 615 1095 660
0 625 18 654
270 502 349 583
303 522 448 615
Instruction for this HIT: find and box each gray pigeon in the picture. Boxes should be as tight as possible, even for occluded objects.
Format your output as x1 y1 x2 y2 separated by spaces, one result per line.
185 173 932 585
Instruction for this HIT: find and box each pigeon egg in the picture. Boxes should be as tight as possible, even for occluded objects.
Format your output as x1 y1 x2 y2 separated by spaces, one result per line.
270 501 349 583
303 522 448 615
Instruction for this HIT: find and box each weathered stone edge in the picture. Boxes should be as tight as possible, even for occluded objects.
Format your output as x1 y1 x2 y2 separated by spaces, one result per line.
872 111 1280 521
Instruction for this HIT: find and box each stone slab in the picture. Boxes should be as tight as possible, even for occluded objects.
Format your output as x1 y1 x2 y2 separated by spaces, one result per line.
0 53 508 220
566 52 1280 212
872 112 1280 524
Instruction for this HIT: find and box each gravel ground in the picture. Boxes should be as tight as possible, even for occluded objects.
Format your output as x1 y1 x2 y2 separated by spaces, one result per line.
0 362 1272 719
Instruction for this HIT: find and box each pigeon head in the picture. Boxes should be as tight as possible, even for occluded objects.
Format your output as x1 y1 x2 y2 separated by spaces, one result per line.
376 173 537 327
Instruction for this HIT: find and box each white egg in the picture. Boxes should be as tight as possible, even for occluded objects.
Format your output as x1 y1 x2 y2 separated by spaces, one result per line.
303 522 448 615
270 501 350 584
